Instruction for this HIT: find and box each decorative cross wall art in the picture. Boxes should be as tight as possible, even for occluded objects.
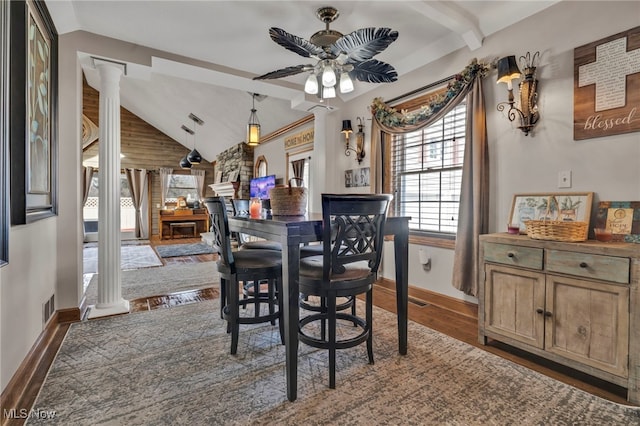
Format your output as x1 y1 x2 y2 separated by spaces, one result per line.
574 26 640 140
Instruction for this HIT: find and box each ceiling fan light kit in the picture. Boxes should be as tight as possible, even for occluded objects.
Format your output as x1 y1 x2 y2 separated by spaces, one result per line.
254 6 398 99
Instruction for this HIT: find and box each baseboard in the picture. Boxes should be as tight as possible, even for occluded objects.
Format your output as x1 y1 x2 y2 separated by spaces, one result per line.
0 312 72 426
57 307 81 323
376 277 478 320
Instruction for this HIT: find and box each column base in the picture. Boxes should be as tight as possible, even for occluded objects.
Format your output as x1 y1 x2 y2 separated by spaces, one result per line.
87 299 130 319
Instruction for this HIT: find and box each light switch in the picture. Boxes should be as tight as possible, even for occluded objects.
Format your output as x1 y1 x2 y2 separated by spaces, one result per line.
558 170 572 188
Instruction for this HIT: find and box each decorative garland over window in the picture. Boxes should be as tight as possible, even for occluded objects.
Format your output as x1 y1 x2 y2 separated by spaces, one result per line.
370 59 491 129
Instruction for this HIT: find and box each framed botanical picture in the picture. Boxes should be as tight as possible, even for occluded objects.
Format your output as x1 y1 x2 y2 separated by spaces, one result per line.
509 192 594 233
9 0 58 224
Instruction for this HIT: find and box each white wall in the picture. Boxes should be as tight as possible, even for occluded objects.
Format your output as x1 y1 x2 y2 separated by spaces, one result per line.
0 220 58 389
254 136 287 184
251 1 640 302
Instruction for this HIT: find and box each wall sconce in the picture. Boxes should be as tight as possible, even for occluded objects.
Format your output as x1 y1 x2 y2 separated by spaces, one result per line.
343 117 365 164
496 51 540 136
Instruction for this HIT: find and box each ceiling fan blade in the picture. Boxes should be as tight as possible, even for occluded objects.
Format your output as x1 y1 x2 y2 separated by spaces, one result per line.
350 60 398 83
253 64 312 80
331 28 399 63
269 27 325 58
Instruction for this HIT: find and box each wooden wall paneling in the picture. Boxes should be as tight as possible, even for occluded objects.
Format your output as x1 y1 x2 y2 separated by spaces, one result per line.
82 79 215 238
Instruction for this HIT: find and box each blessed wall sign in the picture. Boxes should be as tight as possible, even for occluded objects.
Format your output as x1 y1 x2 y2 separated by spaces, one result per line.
574 26 640 140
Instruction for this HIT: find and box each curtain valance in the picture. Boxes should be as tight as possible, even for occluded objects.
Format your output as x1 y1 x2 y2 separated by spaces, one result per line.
369 59 490 134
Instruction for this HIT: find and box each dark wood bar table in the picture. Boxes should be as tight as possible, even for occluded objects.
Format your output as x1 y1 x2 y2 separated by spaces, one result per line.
227 213 410 402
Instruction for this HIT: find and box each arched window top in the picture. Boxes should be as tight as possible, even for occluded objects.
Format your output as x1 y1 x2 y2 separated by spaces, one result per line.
255 155 267 177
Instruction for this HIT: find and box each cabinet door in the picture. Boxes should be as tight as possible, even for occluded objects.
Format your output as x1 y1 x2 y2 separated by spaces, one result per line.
545 275 629 378
485 264 545 348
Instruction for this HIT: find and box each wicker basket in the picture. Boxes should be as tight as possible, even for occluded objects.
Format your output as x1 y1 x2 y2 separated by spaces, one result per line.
269 178 307 216
524 219 588 242
524 196 588 242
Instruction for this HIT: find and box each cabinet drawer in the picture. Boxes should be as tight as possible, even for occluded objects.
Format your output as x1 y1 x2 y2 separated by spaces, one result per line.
484 243 543 270
546 249 630 284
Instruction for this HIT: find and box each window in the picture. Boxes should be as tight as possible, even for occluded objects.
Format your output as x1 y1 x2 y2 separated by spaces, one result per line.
166 174 199 203
255 155 268 177
390 102 466 237
288 154 311 212
83 173 137 232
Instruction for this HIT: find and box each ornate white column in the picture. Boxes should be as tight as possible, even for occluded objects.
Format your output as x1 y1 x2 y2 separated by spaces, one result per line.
88 61 129 318
309 108 328 214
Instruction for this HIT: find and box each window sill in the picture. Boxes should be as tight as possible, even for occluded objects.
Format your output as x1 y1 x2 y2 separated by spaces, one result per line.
385 234 456 250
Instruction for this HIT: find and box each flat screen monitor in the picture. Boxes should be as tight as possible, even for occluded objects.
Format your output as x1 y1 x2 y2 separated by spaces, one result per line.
250 175 276 199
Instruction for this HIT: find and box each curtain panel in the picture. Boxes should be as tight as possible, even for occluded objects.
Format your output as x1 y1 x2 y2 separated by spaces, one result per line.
82 166 94 207
159 167 172 208
191 169 205 201
125 168 149 239
291 159 306 186
451 77 489 296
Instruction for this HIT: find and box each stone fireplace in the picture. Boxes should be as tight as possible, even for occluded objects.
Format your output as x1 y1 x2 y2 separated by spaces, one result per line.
215 142 254 199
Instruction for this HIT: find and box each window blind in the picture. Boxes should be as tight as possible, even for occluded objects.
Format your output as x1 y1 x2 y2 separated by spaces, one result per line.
391 102 466 235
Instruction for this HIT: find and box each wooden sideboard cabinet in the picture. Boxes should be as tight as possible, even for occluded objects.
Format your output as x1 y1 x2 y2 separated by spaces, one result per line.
159 208 209 240
478 233 640 405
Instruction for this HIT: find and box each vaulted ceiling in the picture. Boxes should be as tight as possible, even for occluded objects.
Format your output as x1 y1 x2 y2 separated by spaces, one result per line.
45 1 558 161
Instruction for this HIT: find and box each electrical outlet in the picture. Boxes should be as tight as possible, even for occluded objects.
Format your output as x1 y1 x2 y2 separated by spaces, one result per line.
558 170 572 188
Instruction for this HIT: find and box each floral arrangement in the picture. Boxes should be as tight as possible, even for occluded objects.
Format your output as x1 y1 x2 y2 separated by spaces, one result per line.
370 59 491 128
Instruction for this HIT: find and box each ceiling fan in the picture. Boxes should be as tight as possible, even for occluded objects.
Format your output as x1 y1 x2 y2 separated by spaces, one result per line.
253 6 399 98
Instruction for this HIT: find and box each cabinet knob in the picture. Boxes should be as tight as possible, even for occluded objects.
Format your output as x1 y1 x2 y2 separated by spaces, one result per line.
507 252 515 258
536 308 544 314
544 311 553 317
579 262 588 268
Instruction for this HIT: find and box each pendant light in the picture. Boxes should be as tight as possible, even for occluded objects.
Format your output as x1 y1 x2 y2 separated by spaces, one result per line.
187 113 203 163
179 124 194 169
179 155 192 169
247 93 261 146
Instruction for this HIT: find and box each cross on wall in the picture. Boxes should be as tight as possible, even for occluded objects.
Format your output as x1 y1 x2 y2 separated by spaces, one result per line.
578 36 640 112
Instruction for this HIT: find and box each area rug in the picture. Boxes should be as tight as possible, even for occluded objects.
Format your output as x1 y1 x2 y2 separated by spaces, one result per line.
83 245 163 274
83 239 150 249
84 261 218 305
155 242 215 258
30 300 639 425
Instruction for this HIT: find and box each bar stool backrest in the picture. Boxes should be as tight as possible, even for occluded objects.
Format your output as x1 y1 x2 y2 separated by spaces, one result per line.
203 196 236 271
321 194 392 281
